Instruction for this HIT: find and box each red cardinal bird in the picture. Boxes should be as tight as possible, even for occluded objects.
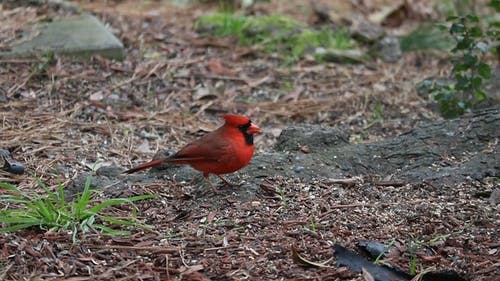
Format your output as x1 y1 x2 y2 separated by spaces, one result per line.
124 114 260 188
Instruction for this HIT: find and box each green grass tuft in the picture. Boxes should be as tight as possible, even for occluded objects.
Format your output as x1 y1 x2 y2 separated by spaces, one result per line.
195 12 354 63
0 177 154 243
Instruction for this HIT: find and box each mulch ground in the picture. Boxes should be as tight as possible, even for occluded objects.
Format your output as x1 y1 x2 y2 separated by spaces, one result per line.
0 1 498 280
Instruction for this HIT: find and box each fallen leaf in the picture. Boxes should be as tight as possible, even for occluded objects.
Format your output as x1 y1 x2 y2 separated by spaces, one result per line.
291 244 333 268
207 58 234 76
362 267 375 281
89 91 104 101
193 85 217 100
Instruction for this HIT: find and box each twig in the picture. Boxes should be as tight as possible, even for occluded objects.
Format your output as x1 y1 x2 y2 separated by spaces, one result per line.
0 263 13 280
474 262 500 274
109 75 139 91
179 248 189 267
203 245 238 252
7 75 31 97
411 266 436 281
325 177 363 187
173 73 246 82
85 245 179 253
165 254 170 281
372 180 406 187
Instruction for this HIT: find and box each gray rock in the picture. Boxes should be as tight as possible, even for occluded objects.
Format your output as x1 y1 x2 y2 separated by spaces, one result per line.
274 125 349 151
128 107 499 187
249 107 500 185
489 189 500 205
351 20 385 44
0 14 124 60
371 36 402 63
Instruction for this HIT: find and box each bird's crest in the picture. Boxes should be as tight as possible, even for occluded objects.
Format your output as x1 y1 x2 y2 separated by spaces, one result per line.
222 114 251 126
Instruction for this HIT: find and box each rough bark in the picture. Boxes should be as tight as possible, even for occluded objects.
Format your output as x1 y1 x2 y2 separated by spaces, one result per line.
253 106 499 185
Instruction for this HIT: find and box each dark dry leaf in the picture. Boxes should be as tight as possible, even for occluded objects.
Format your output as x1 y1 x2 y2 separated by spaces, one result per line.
334 244 468 281
334 244 412 281
291 244 333 268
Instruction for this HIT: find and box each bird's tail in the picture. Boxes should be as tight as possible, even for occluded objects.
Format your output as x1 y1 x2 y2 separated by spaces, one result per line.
123 158 168 174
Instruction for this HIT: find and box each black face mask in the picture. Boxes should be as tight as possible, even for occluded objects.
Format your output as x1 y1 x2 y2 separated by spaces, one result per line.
238 121 254 146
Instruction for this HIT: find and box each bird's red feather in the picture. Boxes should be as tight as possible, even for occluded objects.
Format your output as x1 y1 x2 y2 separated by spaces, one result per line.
124 114 260 179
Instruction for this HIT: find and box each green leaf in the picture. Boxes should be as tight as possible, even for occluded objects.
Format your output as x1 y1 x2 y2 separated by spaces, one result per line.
57 184 66 206
0 213 38 224
486 30 497 37
34 199 54 221
0 176 153 239
0 223 41 232
475 42 489 53
466 15 479 23
0 196 30 205
453 64 468 73
455 75 470 90
488 0 500 12
89 194 153 214
0 182 21 192
37 179 59 203
478 63 492 79
450 23 465 34
464 53 478 66
469 27 483 37
446 16 459 21
80 216 95 233
437 24 448 31
475 89 487 101
455 37 472 50
72 183 94 218
471 76 482 89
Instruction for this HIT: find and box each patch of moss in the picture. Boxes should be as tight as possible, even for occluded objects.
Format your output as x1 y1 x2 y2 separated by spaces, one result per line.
400 24 454 52
195 13 354 63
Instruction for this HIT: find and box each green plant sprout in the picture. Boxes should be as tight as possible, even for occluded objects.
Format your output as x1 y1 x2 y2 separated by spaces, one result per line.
374 238 396 264
421 11 496 118
0 176 153 243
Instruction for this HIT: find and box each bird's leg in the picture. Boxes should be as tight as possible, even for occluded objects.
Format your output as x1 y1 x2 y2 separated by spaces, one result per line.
216 174 237 187
188 173 204 186
204 173 219 193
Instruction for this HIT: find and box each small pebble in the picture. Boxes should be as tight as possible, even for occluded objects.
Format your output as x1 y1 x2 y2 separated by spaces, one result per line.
294 166 305 173
6 162 25 174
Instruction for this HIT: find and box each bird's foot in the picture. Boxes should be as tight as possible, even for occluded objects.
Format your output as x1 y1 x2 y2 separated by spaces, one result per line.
191 178 220 197
192 183 219 198
216 175 243 187
207 180 220 194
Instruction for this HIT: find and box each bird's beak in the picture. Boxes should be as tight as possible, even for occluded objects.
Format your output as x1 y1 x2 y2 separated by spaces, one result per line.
247 124 261 135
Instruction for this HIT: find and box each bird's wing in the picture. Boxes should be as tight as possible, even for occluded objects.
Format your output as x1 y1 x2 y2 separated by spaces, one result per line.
169 131 233 162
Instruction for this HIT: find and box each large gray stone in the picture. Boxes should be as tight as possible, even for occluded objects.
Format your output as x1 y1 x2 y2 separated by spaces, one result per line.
0 14 124 60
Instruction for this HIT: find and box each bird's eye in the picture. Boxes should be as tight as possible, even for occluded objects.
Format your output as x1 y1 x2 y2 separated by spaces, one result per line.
238 121 251 130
